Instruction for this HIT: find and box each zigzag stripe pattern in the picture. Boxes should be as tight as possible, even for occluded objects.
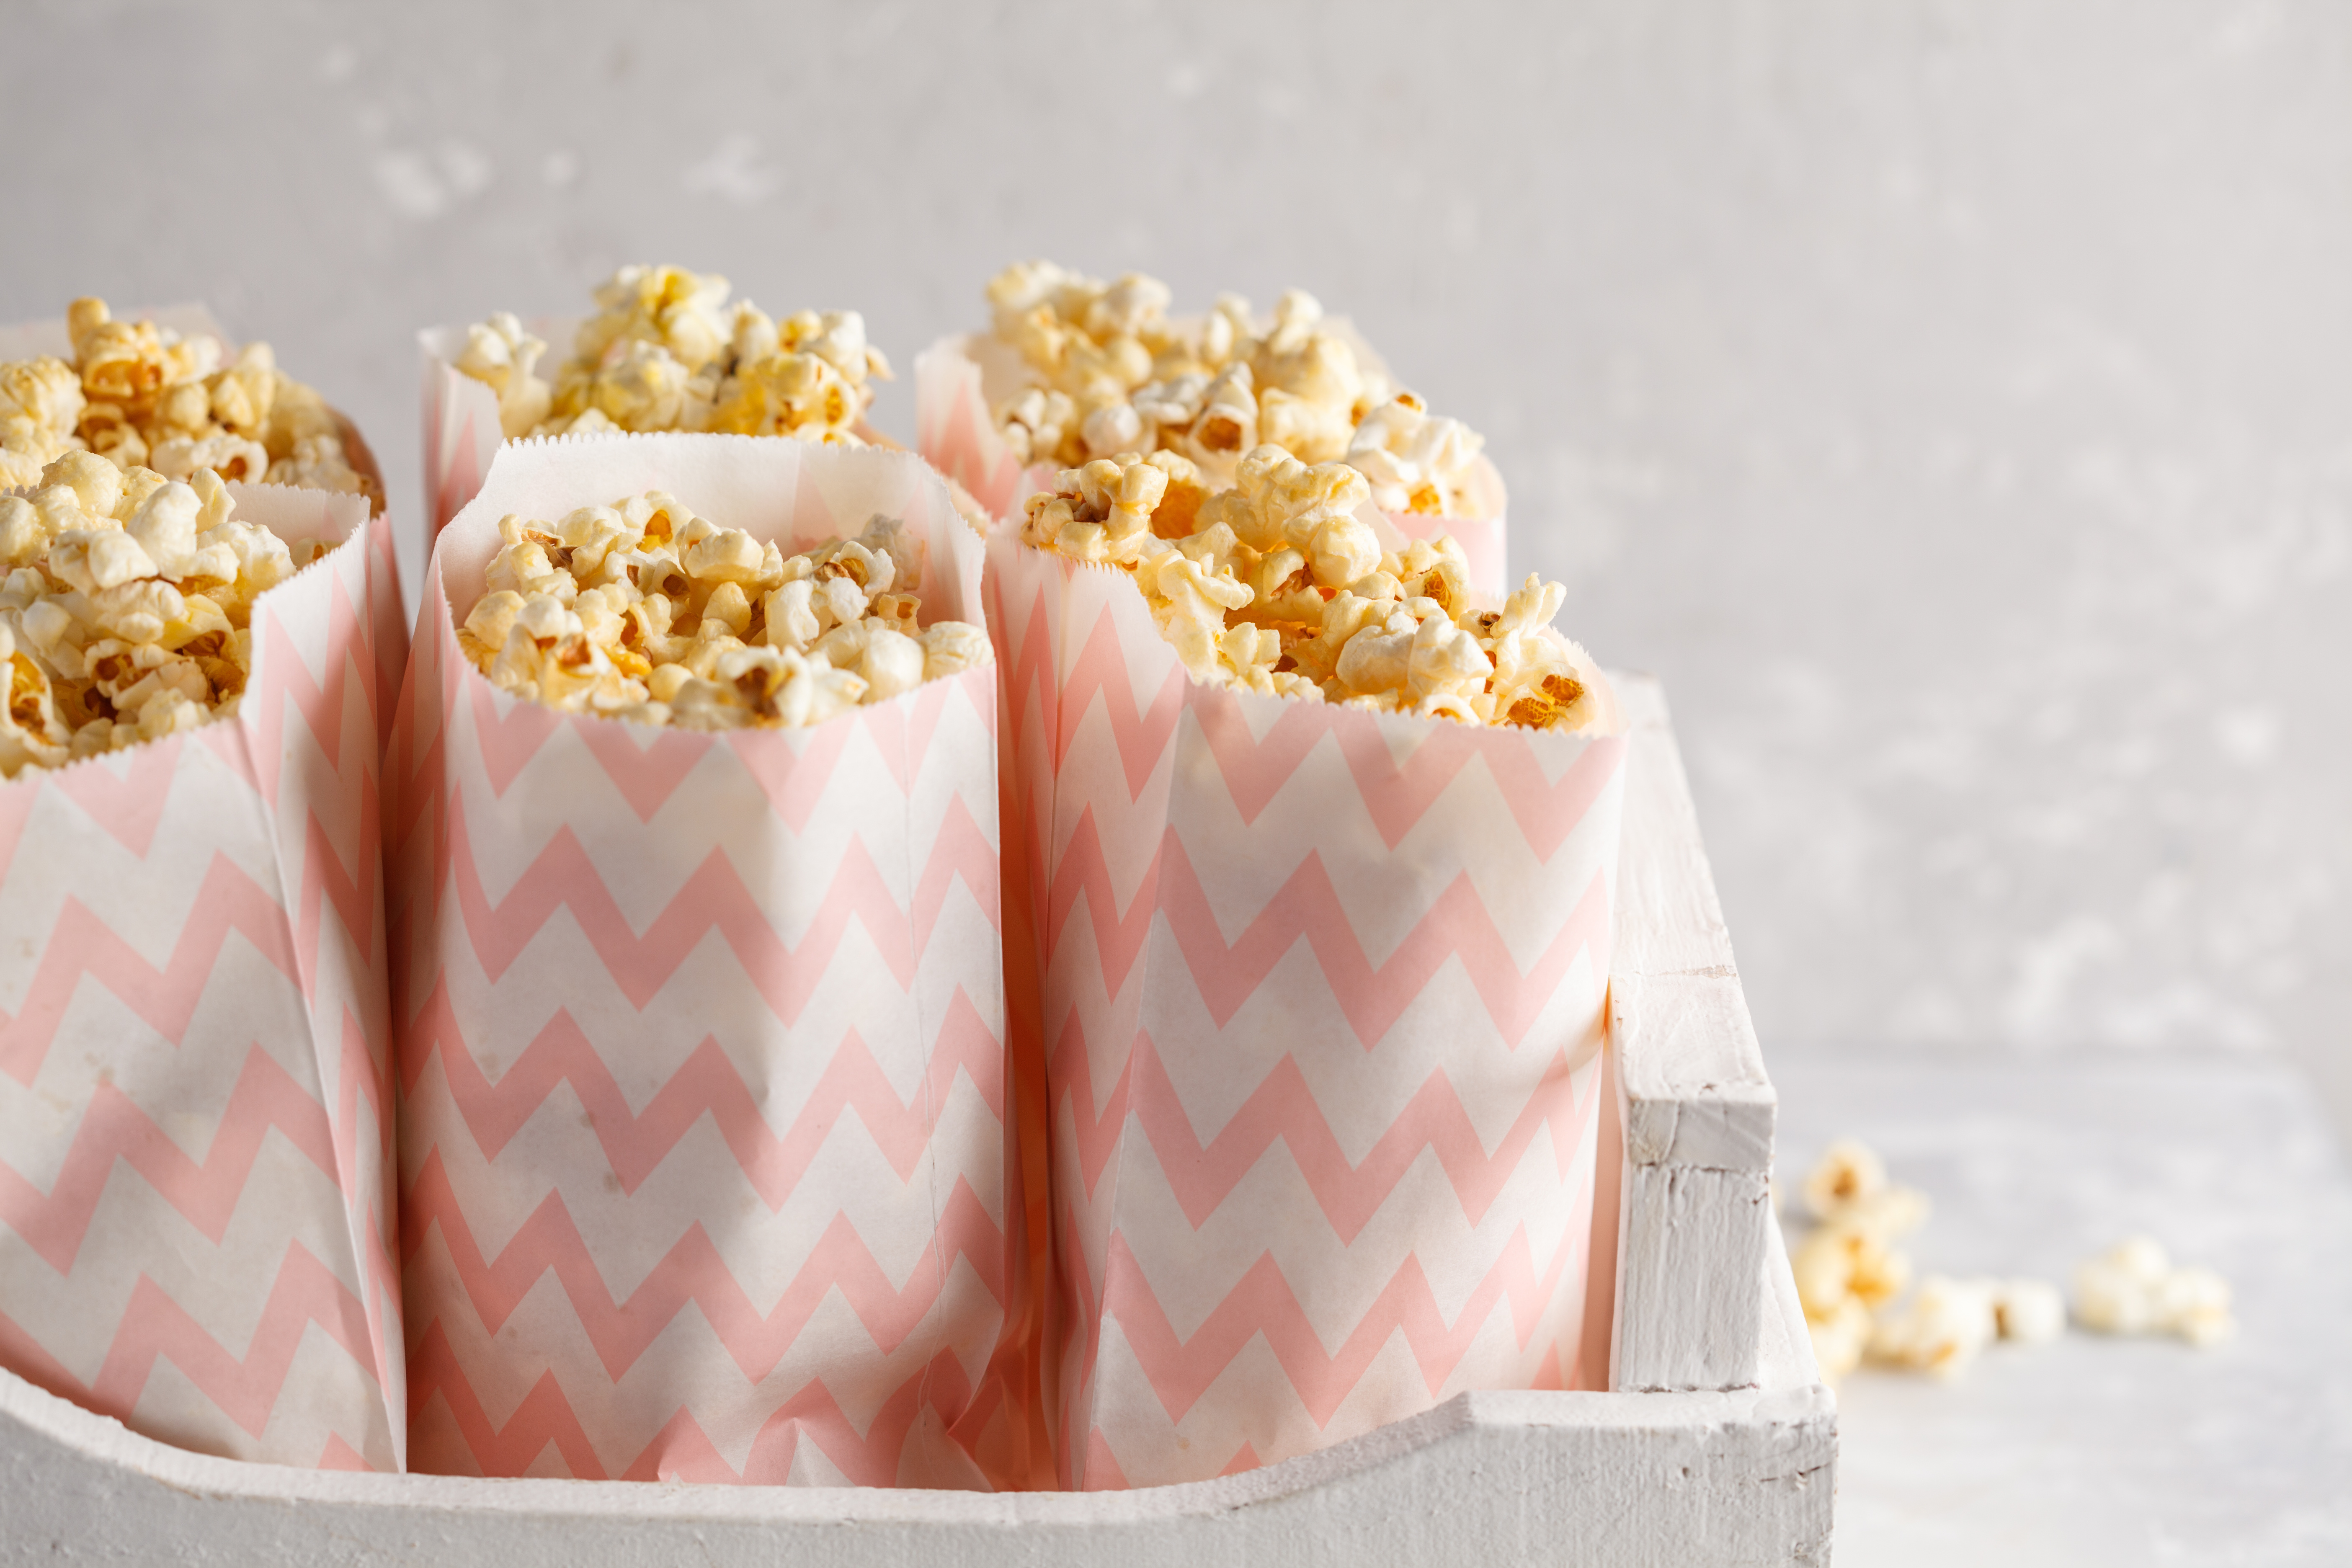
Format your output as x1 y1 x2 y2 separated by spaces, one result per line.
404 1153 1004 1380
0 499 406 1474
1051 1019 1590 1240
1103 1214 1581 1429
402 982 1005 1198
392 442 1014 1488
438 787 998 1012
984 527 1623 1491
0 1241 382 1447
0 1045 338 1272
1045 814 1612 1049
408 1321 982 1485
425 352 502 536
0 852 299 1086
913 337 1050 524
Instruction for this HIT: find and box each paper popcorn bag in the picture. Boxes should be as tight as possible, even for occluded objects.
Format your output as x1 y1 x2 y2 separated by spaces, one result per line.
0 481 409 1472
418 319 556 542
988 529 1623 1490
420 291 892 554
915 328 1512 595
2 305 386 514
388 433 1021 1486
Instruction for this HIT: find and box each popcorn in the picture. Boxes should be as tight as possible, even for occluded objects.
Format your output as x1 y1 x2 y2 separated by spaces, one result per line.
454 313 555 438
2073 1238 2236 1347
1347 395 1486 516
1799 1138 1932 1239
1806 1295 1873 1383
1019 446 1602 731
1867 1276 1999 1380
1800 1138 1885 1220
453 265 891 446
1989 1278 2068 1346
0 453 329 777
978 263 1485 515
452 495 985 730
1791 1217 1911 1318
0 299 379 511
1785 1136 2056 1385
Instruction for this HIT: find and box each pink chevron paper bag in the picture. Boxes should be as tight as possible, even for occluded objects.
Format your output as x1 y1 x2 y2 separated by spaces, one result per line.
0 485 409 1473
420 320 897 590
389 434 1018 1487
988 531 1625 1490
915 332 1512 595
418 320 559 544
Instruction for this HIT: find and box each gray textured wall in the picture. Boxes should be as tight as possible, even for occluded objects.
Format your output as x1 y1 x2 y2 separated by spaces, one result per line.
7 0 2348 1132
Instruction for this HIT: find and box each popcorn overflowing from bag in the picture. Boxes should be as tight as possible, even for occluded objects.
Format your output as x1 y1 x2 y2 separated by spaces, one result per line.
1785 1139 2233 1382
1 297 378 508
0 451 335 774
454 490 989 728
452 264 889 443
982 262 1484 516
1021 446 1601 727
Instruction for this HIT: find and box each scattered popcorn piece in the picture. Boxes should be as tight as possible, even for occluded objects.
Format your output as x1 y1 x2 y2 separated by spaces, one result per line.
1800 1138 1932 1245
452 495 984 730
0 299 378 511
979 262 1491 515
1807 1295 1872 1383
2154 1267 2236 1349
1785 1137 2063 1385
1791 1217 1911 1318
454 266 890 447
1802 1139 1887 1221
2071 1237 2170 1336
2073 1238 2235 1347
1868 1276 1999 1380
1018 447 1604 731
1990 1278 2067 1346
0 455 325 776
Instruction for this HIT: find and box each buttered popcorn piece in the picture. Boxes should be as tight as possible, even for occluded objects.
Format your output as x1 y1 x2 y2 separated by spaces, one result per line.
1989 1278 2068 1346
455 494 985 730
1801 1139 1887 1221
1791 1217 1911 1318
1020 446 1604 732
0 299 377 509
454 265 891 446
1785 1137 2065 1384
1806 1295 1873 1383
1799 1137 1931 1240
981 262 1502 516
2072 1238 2236 1347
1867 1276 1999 1380
0 452 328 777
1347 394 1486 516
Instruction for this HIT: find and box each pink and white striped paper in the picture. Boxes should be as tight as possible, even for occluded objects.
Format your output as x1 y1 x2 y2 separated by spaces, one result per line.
0 482 409 1473
915 333 1512 596
388 433 1024 1487
417 320 558 545
988 531 1623 1490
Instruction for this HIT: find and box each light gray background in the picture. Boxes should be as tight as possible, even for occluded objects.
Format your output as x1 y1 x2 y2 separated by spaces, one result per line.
4 0 2347 1133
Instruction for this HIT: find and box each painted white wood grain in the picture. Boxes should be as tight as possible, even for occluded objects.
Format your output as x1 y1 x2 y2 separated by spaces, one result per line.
1613 1162 1776 1393
1609 674 1778 1395
1616 973 1776 1172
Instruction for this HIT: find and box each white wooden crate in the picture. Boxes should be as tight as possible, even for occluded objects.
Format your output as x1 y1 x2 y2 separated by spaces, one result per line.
0 676 1834 1565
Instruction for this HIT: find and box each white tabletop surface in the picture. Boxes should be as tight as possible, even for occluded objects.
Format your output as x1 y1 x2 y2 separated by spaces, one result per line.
1770 1048 2352 1566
